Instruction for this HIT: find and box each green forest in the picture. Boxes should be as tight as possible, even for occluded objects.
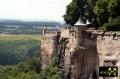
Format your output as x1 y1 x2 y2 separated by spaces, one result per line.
0 38 40 65
0 35 60 79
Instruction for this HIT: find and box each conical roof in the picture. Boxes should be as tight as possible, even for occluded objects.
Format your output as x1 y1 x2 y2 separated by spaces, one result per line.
74 17 87 26
86 19 90 25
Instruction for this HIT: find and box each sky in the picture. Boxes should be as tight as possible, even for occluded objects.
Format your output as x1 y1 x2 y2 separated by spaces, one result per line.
0 0 72 22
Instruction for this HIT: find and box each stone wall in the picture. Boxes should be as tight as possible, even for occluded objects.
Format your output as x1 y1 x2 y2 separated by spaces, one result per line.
97 33 120 64
63 27 99 79
97 33 120 79
60 29 69 38
41 31 60 69
41 27 120 79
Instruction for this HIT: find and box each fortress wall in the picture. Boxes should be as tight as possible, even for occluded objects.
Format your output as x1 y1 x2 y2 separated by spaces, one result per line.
96 34 120 78
61 26 98 79
60 29 70 38
64 30 120 79
41 26 120 78
97 36 106 66
70 39 98 79
44 32 59 37
96 33 120 64
41 32 60 69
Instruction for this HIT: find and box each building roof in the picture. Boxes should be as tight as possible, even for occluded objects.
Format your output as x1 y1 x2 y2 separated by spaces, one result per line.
74 17 90 26
86 19 90 25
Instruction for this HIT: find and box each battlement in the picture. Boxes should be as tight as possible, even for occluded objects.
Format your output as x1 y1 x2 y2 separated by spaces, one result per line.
42 27 60 44
42 27 120 49
84 29 120 40
44 31 60 37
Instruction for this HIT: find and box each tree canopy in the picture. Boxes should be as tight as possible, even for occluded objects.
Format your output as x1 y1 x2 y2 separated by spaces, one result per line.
64 0 120 31
63 0 97 26
63 0 83 25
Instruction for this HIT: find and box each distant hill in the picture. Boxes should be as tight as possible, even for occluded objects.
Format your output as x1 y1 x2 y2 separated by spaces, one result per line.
0 20 62 34
0 20 61 27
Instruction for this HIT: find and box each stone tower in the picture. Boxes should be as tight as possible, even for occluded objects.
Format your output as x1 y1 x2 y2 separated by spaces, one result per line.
42 26 47 40
73 17 87 47
68 17 98 79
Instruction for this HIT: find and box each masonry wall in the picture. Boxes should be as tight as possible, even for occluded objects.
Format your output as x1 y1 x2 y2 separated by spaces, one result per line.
60 29 69 38
62 30 120 79
97 33 120 78
97 34 120 64
41 27 120 79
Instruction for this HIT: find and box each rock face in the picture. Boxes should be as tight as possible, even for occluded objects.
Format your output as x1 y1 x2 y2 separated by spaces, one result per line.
41 26 120 79
41 31 60 69
58 37 69 79
62 26 99 79
97 33 120 79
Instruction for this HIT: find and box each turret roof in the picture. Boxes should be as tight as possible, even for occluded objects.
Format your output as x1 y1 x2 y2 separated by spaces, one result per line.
74 17 86 26
74 17 90 26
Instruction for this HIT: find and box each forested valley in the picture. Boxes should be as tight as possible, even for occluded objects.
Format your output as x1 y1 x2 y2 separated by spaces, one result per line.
0 18 61 79
0 35 60 79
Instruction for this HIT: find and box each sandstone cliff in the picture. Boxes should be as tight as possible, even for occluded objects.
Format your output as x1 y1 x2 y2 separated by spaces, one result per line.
41 26 120 79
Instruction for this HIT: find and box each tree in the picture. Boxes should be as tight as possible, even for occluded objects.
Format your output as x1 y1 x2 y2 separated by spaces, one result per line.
63 0 85 25
94 0 120 25
108 0 120 18
94 0 109 25
63 0 97 26
64 0 120 31
94 0 120 30
104 16 120 31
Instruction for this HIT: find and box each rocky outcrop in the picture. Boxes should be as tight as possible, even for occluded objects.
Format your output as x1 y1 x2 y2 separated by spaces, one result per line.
41 33 60 69
41 26 120 79
62 26 99 79
58 37 69 79
54 26 99 79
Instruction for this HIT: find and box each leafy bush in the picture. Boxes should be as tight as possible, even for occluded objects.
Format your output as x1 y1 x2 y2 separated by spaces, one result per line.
39 57 61 79
104 16 120 31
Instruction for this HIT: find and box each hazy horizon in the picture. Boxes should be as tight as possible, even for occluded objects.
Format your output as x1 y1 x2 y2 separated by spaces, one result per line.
0 18 65 22
0 0 72 22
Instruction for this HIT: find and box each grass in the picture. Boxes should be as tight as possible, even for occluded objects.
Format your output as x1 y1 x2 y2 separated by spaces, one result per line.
0 34 42 41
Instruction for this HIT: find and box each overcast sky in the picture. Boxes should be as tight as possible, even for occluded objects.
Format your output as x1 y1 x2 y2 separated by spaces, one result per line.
0 0 72 21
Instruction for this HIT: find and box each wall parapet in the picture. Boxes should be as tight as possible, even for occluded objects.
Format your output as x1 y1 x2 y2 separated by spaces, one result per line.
86 30 120 40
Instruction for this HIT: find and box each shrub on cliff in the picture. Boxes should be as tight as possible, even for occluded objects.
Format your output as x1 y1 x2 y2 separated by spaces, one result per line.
39 57 61 79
